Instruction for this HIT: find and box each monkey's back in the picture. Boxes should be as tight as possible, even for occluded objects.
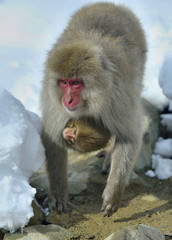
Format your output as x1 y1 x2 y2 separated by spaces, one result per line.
60 2 146 52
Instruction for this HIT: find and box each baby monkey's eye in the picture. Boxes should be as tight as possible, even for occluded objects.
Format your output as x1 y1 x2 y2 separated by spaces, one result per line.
74 129 77 135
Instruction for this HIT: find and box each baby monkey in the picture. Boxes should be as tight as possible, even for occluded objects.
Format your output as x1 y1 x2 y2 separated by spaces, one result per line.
63 118 111 152
63 118 114 173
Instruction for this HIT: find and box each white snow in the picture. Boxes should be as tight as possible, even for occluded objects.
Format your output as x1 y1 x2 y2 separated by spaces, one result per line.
154 138 172 158
146 155 172 180
158 52 172 111
146 136 172 180
145 170 156 178
159 53 172 100
161 114 172 131
0 86 45 232
141 86 169 111
146 53 172 180
152 155 172 180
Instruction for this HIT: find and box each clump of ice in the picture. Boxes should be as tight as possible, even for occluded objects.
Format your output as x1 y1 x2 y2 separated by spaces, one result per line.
0 86 45 232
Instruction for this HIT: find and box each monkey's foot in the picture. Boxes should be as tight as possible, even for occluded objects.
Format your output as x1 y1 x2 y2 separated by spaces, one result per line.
43 195 68 214
101 187 120 217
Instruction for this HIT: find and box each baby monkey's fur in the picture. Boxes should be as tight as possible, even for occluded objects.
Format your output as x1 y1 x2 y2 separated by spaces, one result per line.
64 118 110 152
63 118 114 174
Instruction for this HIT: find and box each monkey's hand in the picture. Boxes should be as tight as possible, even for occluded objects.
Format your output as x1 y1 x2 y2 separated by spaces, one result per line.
43 194 68 214
96 150 111 174
97 141 115 174
101 181 124 217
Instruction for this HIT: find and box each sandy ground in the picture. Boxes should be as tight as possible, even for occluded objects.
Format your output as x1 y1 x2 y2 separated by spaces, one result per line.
66 170 172 240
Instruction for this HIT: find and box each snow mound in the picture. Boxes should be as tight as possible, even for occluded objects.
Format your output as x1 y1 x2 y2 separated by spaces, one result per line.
0 86 45 232
159 53 172 100
146 154 172 180
159 52 172 111
146 53 172 180
152 155 172 180
154 138 172 158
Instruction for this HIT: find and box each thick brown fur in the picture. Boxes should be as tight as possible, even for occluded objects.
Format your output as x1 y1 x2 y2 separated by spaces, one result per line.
41 2 147 216
64 118 110 152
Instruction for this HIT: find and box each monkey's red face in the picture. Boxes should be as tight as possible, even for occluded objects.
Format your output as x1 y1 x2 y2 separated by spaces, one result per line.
58 78 84 112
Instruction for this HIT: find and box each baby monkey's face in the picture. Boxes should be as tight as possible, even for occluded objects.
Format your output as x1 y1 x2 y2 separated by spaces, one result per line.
63 122 78 144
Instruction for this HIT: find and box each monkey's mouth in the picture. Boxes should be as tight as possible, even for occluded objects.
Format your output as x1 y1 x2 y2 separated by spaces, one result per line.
65 103 83 112
67 106 79 111
62 99 83 113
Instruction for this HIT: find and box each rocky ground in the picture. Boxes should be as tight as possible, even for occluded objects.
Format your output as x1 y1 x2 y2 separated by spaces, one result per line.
2 154 172 240
1 100 172 240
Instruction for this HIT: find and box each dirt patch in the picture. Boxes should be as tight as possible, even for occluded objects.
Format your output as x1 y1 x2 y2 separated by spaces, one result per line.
66 170 172 239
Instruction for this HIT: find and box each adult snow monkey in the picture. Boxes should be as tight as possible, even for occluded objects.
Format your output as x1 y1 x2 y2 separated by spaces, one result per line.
41 2 147 217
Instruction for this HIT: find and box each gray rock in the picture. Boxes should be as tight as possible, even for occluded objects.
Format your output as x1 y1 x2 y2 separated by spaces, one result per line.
28 200 45 226
4 224 74 240
68 170 89 195
30 167 90 197
68 152 107 194
46 210 69 227
104 224 165 240
129 172 151 187
30 171 49 199
135 99 160 170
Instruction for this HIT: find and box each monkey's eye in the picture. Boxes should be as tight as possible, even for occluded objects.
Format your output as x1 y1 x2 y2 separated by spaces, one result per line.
58 79 68 88
72 81 79 86
60 80 67 85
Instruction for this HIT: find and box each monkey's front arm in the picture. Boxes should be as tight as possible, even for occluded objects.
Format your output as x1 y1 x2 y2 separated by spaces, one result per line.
43 134 68 213
101 139 137 217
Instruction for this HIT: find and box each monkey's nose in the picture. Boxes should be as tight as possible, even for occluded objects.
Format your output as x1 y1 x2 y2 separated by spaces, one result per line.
68 99 73 105
65 92 73 105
